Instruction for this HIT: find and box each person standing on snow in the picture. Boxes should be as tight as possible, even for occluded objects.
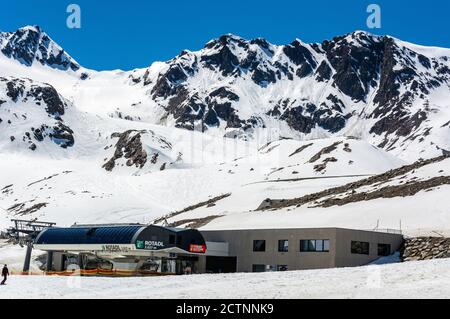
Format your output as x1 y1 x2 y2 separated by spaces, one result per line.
1 264 9 285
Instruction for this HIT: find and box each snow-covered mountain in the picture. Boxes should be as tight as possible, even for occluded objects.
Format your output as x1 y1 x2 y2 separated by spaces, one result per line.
129 31 450 160
1 26 450 160
0 25 80 72
0 26 449 237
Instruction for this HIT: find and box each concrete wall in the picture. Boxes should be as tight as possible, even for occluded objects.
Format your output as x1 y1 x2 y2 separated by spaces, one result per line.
53 252 65 271
334 229 403 267
201 228 403 272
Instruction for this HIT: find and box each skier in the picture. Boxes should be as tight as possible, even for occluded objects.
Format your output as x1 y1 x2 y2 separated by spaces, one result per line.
1 264 9 285
184 263 192 275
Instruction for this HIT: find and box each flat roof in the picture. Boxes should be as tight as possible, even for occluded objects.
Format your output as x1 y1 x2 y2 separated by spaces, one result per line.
200 227 402 235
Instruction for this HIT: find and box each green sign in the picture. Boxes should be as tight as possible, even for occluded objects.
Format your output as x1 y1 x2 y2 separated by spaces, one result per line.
136 240 145 249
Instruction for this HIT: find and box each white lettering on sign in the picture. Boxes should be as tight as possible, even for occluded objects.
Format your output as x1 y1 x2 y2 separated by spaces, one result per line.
144 240 165 250
101 245 131 253
189 244 206 253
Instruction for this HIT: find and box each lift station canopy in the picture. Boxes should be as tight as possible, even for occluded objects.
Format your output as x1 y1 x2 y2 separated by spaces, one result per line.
34 224 207 257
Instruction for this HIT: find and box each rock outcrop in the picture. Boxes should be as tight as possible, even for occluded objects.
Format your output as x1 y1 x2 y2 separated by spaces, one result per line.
102 129 173 172
0 26 80 71
402 237 450 261
103 130 148 171
0 77 74 151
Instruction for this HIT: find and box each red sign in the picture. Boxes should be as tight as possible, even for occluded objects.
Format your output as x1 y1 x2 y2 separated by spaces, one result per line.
189 244 206 254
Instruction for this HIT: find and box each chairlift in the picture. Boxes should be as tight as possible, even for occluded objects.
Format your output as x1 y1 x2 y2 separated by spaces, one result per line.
7 219 56 272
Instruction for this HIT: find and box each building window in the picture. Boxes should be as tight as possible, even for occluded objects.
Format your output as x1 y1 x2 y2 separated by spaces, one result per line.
300 240 330 252
277 265 288 272
378 243 391 256
323 239 330 252
351 241 370 255
253 240 266 252
278 240 289 252
252 264 266 272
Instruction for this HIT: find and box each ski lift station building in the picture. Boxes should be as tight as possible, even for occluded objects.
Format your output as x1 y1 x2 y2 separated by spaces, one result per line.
33 224 404 275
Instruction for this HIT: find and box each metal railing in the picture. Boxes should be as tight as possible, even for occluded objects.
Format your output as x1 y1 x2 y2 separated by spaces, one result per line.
369 228 403 235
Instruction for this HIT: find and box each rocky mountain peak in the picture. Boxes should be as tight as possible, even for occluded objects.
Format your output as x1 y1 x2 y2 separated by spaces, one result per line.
135 31 450 159
204 34 247 49
0 25 80 71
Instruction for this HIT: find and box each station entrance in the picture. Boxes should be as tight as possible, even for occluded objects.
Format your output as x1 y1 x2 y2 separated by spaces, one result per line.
205 256 237 273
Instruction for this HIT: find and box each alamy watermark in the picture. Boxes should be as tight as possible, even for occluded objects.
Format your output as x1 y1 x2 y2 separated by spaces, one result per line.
367 4 382 29
66 4 81 29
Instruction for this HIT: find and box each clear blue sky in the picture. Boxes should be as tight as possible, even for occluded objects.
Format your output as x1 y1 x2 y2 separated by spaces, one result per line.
1 0 449 70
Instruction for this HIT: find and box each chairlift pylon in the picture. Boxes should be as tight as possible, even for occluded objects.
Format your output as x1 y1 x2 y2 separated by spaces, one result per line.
7 219 56 272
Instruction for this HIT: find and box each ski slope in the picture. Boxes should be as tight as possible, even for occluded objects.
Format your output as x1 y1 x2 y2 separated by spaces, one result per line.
0 133 405 229
1 258 450 299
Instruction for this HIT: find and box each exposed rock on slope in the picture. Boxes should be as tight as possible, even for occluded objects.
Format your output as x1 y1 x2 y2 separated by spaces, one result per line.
103 130 148 171
7 201 48 216
289 143 313 157
168 215 223 229
318 176 450 207
153 193 231 225
0 77 74 151
102 129 175 172
257 155 450 210
308 142 342 163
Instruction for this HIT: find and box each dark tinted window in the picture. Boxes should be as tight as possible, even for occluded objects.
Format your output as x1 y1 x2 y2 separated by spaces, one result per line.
300 240 330 252
378 243 391 256
351 241 370 255
252 264 266 272
253 240 266 252
278 240 289 252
